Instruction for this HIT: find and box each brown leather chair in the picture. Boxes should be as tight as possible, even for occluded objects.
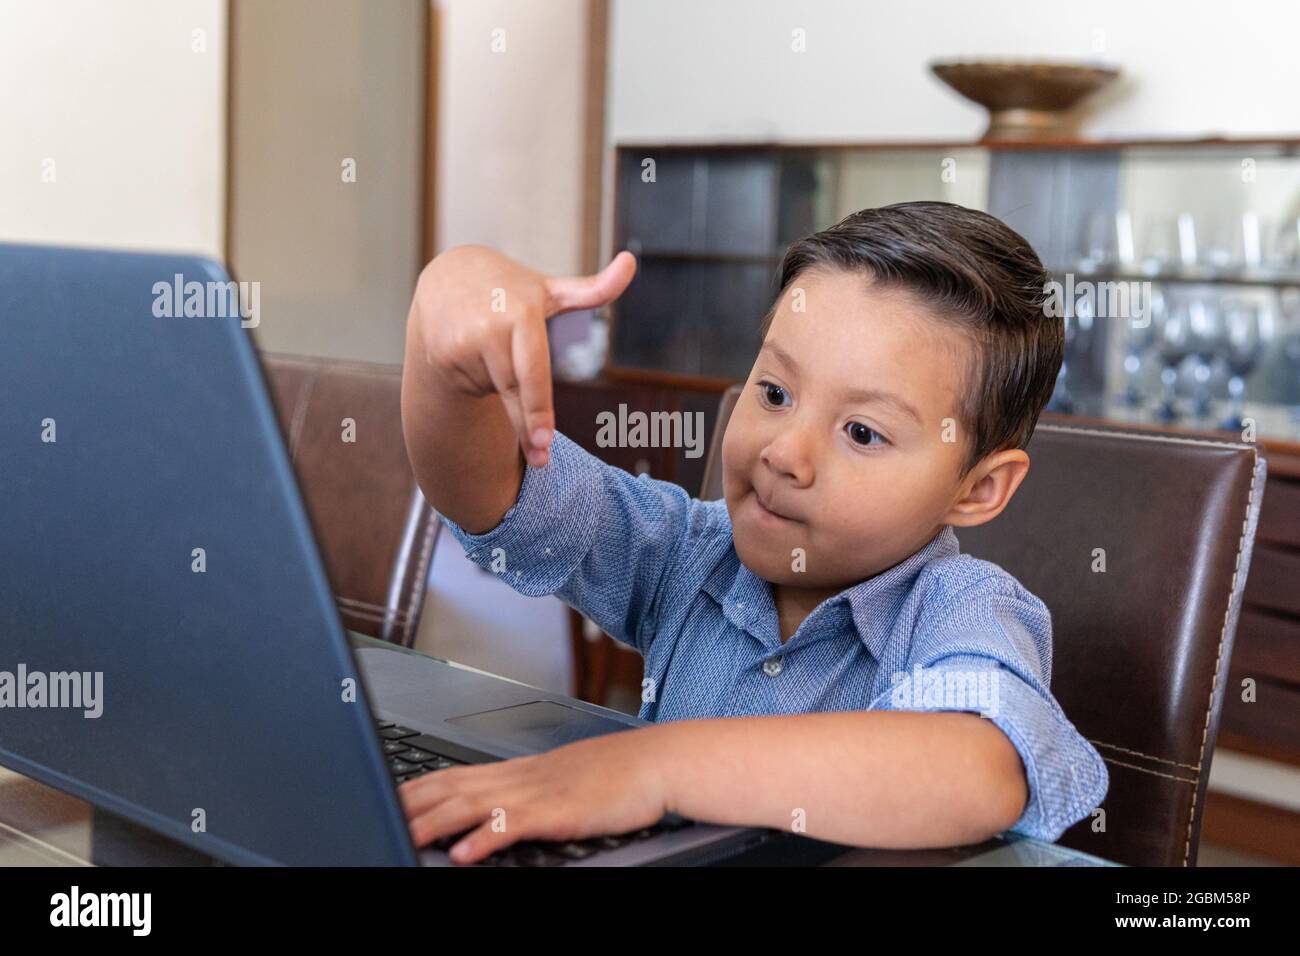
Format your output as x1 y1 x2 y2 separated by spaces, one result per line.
259 352 439 647
702 384 1267 866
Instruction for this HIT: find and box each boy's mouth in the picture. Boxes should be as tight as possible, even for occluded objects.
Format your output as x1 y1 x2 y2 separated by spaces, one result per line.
752 487 799 524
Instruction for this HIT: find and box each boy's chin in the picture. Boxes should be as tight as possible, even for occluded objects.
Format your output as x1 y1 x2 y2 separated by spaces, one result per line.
733 533 813 586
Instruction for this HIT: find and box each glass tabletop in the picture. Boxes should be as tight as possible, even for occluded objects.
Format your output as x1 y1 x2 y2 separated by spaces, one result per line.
0 765 1118 868
0 632 1119 867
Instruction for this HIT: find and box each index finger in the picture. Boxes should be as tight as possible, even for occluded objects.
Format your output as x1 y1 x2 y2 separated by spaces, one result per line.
511 314 555 461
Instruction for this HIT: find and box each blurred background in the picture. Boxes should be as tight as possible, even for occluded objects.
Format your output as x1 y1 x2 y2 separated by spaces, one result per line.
3 0 1298 864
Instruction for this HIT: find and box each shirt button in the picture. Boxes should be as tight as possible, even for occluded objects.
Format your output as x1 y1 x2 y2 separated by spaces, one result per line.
763 656 784 677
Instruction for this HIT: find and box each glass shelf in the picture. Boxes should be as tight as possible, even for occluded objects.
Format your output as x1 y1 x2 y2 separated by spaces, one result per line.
1054 268 1300 289
609 139 1300 429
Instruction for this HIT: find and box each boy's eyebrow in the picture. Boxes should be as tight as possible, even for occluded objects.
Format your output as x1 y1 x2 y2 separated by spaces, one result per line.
760 339 924 427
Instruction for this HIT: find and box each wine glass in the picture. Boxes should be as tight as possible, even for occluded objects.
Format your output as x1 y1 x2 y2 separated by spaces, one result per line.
1079 209 1136 274
1177 212 1203 276
1078 212 1109 274
1270 215 1300 278
1120 284 1162 409
1203 212 1263 277
1217 298 1268 432
1240 212 1265 277
1048 290 1095 414
1185 297 1224 423
1140 217 1178 276
1276 289 1300 438
1154 294 1193 421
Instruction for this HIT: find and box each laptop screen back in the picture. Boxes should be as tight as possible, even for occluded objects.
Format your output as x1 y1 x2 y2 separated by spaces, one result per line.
0 243 414 865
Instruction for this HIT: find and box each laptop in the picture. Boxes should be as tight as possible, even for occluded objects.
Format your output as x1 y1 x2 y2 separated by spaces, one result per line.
0 242 845 866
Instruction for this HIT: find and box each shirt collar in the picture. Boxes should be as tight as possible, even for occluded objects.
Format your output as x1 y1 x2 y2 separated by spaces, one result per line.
843 525 960 658
706 525 961 658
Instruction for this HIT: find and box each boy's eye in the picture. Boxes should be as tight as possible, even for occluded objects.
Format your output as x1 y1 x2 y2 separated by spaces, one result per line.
756 381 888 448
756 381 790 408
846 421 887 447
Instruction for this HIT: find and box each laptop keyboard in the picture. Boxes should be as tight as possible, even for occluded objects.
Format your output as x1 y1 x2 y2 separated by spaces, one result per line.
377 720 694 865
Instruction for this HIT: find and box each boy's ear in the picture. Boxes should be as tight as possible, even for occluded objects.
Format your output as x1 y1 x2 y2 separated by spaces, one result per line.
944 450 1030 529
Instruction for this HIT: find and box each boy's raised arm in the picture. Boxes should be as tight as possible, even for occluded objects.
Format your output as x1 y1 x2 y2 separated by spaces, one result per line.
400 245 636 533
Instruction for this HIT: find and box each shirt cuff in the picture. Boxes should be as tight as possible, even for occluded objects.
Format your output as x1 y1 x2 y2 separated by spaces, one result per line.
873 658 1109 842
436 430 604 597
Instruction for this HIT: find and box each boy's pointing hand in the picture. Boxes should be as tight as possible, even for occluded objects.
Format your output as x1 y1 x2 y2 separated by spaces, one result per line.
410 245 637 468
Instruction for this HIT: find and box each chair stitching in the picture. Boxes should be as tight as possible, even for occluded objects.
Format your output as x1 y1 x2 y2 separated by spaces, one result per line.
335 595 410 621
1036 422 1255 451
337 604 395 625
1100 755 1197 785
1087 739 1201 772
403 505 438 645
1041 421 1258 866
285 365 319 461
1183 447 1260 866
336 595 405 613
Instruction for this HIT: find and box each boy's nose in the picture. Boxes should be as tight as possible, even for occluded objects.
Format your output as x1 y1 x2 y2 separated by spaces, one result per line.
759 430 814 487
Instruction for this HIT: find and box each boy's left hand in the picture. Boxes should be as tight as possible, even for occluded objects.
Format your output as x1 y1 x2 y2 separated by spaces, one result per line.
398 724 674 864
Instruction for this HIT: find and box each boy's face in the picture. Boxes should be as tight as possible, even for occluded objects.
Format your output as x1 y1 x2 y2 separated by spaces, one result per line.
722 267 984 591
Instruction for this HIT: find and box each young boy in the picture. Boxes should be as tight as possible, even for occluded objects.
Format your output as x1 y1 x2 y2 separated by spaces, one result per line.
398 201 1108 864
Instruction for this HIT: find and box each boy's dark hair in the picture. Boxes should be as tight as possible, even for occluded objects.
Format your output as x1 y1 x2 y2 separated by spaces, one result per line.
759 201 1061 480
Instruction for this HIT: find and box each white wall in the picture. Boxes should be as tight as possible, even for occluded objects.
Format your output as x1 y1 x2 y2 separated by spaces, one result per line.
416 0 595 688
433 0 591 274
608 0 1300 143
0 0 226 258
227 0 426 364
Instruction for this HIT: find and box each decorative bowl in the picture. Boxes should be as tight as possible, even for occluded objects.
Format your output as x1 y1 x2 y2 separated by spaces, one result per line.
930 59 1120 141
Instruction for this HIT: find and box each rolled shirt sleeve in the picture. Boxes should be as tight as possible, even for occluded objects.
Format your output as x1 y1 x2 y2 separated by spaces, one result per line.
436 429 696 654
868 575 1109 842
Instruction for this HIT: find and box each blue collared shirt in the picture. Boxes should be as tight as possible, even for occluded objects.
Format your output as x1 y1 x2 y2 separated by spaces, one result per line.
438 430 1109 842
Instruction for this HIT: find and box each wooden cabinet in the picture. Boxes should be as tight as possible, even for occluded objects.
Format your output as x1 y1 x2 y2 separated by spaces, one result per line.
1220 460 1300 766
552 374 726 500
552 375 727 709
584 136 1300 804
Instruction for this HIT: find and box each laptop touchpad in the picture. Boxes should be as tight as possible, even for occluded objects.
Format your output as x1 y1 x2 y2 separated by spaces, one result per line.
447 701 635 751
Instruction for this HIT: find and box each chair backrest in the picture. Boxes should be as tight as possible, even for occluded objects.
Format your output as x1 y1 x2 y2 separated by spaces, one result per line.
701 384 1268 866
699 385 739 502
260 352 439 646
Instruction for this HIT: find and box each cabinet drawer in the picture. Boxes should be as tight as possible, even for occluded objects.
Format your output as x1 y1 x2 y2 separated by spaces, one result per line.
1232 609 1300 686
1242 545 1300 618
553 380 680 481
1221 668 1300 761
1257 475 1300 550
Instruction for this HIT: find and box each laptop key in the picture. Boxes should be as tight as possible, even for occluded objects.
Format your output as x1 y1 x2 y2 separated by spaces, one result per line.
380 726 419 741
383 741 410 756
554 841 598 860
399 748 436 763
659 814 694 830
388 760 419 775
401 734 491 766
512 844 567 867
432 830 473 851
